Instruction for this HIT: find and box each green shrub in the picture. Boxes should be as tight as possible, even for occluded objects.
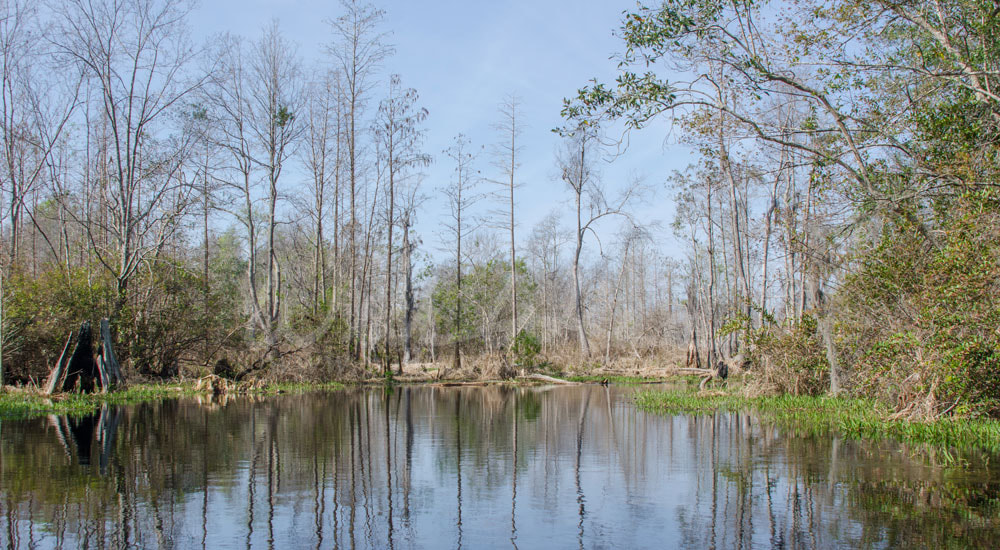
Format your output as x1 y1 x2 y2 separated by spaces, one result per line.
840 190 1000 417
511 329 541 367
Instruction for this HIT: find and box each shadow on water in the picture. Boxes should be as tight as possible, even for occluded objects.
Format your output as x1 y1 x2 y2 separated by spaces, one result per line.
1 385 999 548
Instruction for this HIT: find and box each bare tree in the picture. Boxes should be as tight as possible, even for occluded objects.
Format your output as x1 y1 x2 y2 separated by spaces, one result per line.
182 100 221 364
603 227 644 364
442 134 479 373
1 1 80 269
251 21 305 351
399 183 424 366
202 34 262 334
526 211 566 353
203 22 303 355
53 0 203 320
491 93 524 349
673 164 720 367
373 74 428 375
557 122 637 358
327 0 393 358
304 69 342 316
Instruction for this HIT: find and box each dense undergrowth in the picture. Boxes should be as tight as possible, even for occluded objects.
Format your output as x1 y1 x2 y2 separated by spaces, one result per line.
739 190 1000 420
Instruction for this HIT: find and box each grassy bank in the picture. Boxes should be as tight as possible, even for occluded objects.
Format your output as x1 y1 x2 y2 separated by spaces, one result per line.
0 381 345 418
635 387 1000 458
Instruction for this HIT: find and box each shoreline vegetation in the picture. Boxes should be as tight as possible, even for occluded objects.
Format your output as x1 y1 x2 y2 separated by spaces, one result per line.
0 380 346 419
5 365 999 463
635 385 1000 461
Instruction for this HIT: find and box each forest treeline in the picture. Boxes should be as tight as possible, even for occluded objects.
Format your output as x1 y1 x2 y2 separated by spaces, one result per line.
1 0 998 420
0 0 676 386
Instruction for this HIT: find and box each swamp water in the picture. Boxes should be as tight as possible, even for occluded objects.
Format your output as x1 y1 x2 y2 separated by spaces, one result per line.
0 385 998 549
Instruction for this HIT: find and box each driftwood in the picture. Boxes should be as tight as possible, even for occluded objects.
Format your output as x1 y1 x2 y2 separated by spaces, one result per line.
673 364 729 391
195 374 233 394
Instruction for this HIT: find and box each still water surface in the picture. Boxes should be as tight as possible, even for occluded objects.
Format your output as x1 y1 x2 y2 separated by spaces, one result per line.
1 385 998 549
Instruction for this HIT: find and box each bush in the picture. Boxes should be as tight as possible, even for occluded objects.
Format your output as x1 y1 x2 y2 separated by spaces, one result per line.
840 190 1000 418
122 260 244 377
512 330 541 368
745 316 830 396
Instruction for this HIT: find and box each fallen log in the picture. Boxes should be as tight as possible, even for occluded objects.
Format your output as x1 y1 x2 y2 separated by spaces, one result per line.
519 373 580 385
671 367 714 376
430 381 490 387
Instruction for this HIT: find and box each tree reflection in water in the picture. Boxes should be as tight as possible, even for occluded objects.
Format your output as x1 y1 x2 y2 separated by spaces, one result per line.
0 385 999 548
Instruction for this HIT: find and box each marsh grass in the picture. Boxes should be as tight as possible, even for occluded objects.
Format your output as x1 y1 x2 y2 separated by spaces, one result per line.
263 381 345 393
635 388 1000 457
0 381 346 418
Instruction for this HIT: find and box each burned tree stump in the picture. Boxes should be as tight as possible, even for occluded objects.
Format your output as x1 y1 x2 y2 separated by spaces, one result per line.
98 319 125 387
43 332 74 395
62 322 98 392
44 319 125 394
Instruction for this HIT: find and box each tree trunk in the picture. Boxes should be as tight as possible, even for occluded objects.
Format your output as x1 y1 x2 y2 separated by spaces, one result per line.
819 315 841 395
402 216 414 365
759 167 780 321
706 178 718 367
798 167 814 319
313 183 324 316
203 158 211 365
384 143 395 376
686 326 701 369
604 245 629 365
454 182 463 373
348 100 358 360
508 133 518 350
573 195 590 358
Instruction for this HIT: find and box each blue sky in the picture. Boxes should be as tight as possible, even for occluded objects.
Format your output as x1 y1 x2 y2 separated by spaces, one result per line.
191 0 690 260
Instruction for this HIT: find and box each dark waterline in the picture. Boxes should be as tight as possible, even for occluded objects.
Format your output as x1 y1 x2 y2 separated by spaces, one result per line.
1 385 998 549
